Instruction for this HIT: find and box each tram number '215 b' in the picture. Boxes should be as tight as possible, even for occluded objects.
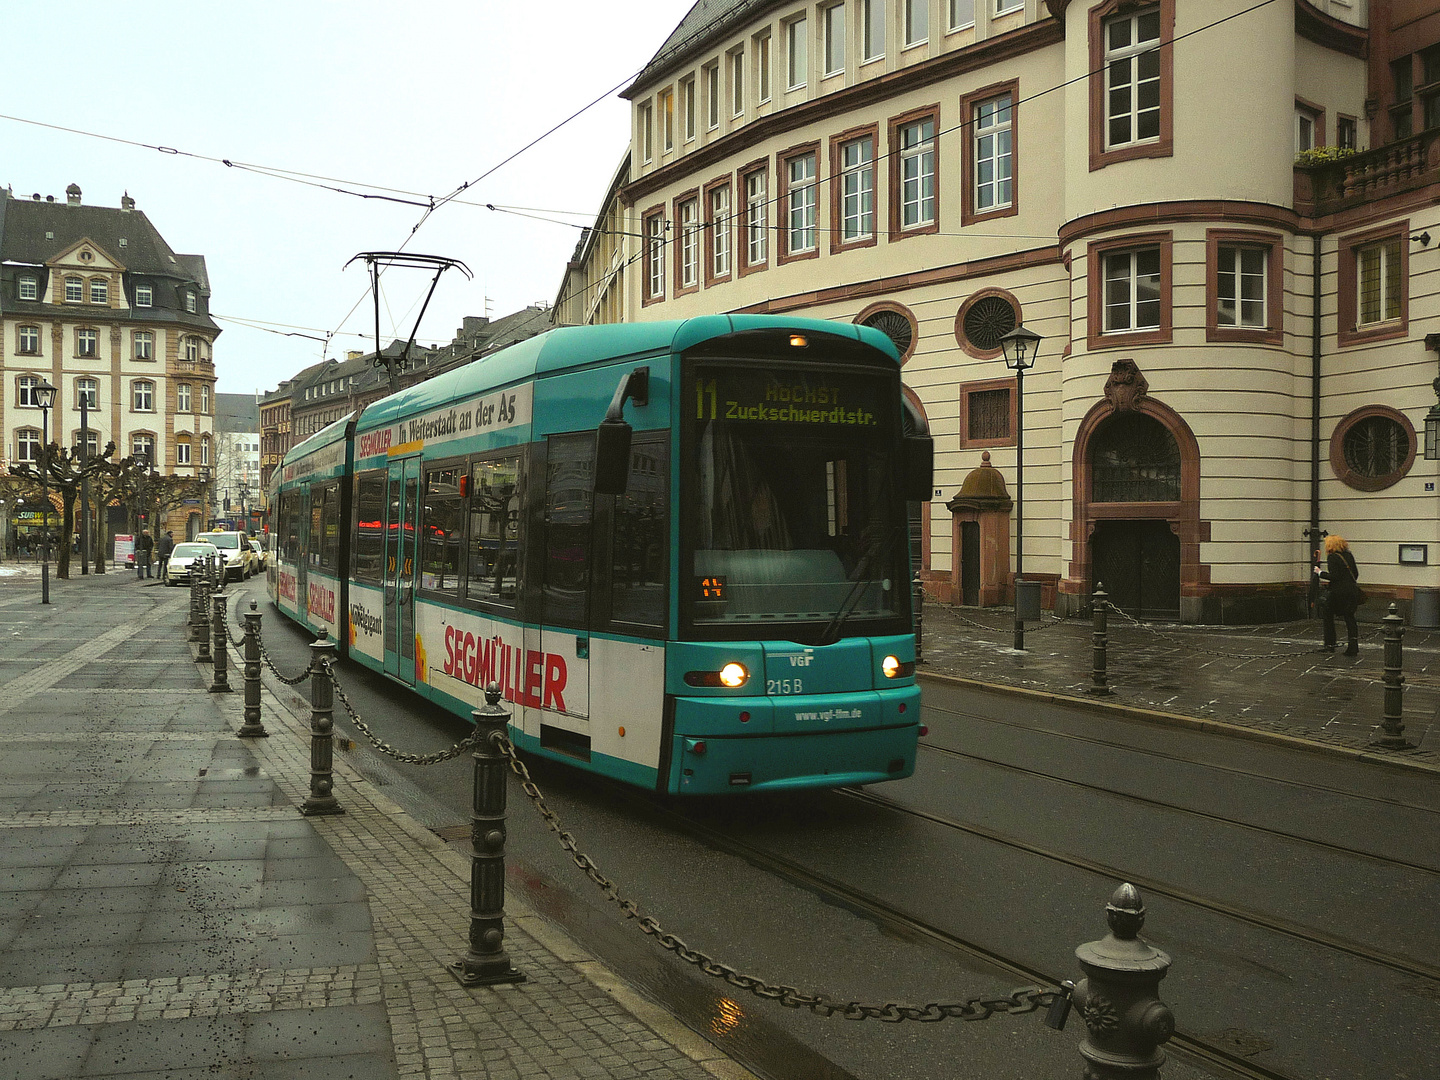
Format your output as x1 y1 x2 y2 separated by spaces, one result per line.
768 678 803 695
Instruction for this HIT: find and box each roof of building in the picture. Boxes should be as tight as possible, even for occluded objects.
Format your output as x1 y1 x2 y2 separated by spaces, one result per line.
214 393 260 432
624 0 774 97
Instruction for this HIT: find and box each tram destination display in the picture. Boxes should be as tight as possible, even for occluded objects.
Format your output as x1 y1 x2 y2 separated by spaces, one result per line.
694 365 892 430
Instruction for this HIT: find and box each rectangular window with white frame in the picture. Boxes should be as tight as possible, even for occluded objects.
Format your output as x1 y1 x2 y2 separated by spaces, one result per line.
640 102 654 162
1103 247 1162 333
185 291 196 313
177 383 192 412
894 112 937 233
16 429 41 464
185 337 199 362
994 0 1023 15
950 0 976 30
77 378 98 410
863 0 886 59
201 385 211 413
677 195 700 292
1357 238 1403 326
1216 246 1267 328
643 208 667 303
76 328 98 358
1206 230 1281 344
705 63 720 129
743 166 769 269
823 3 846 76
731 48 745 115
18 275 37 301
133 381 155 412
17 375 39 408
18 325 40 355
1104 6 1162 150
707 183 732 283
757 32 772 102
90 278 107 304
787 17 807 90
176 438 192 466
132 434 154 460
837 135 876 244
134 330 153 361
65 277 83 303
972 91 1013 215
682 76 697 142
135 283 152 307
905 0 928 46
782 149 819 258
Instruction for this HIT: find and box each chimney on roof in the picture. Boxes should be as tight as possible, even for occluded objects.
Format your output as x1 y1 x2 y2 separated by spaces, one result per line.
65 183 81 206
461 316 489 336
120 192 135 211
346 350 363 361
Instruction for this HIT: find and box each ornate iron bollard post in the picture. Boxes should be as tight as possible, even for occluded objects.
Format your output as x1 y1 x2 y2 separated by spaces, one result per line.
208 589 231 693
238 600 268 737
194 562 213 664
187 567 205 641
1071 884 1174 1080
1374 604 1415 749
449 684 525 987
301 635 344 816
1088 583 1112 696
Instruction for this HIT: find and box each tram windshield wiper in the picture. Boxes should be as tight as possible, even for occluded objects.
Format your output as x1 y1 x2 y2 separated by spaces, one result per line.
813 526 902 647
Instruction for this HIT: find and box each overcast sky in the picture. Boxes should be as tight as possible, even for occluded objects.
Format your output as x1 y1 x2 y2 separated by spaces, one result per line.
3 1 691 396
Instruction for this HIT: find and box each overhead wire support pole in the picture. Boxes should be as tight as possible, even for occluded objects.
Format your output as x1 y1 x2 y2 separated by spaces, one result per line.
345 251 473 395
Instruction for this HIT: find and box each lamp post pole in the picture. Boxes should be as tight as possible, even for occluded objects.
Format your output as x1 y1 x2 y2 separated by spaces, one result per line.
35 380 56 605
998 327 1042 652
79 393 91 576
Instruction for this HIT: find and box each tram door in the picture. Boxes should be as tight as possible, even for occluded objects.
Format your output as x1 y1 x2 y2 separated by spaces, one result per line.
383 457 421 682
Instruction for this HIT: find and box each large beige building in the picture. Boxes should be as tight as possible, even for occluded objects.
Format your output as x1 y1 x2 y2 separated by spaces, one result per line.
596 0 1440 622
0 185 218 539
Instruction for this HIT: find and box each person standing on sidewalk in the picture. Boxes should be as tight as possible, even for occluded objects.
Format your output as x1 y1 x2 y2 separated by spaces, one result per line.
1321 535 1362 656
156 530 175 583
136 529 154 580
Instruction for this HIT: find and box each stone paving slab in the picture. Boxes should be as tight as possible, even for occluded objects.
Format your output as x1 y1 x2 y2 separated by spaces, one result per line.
0 570 758 1080
919 602 1440 769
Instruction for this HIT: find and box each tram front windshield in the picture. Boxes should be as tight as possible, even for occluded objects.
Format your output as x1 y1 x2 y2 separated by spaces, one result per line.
681 359 908 640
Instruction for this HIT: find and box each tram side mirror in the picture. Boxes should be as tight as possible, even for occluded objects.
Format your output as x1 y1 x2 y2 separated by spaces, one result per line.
594 419 633 496
902 433 934 502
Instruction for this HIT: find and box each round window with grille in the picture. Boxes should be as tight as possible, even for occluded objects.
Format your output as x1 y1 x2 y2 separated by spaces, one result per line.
856 304 918 363
1331 406 1415 491
955 290 1020 357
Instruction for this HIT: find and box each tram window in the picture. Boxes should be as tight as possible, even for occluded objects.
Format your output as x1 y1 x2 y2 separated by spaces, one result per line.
352 470 386 582
313 481 340 571
278 491 301 563
542 433 595 629
422 465 464 596
467 455 524 608
610 436 668 629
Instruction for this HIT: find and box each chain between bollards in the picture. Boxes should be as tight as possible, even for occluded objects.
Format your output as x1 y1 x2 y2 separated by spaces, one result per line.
1373 603 1415 749
449 684 525 987
237 600 269 737
300 635 344 816
1088 583 1113 696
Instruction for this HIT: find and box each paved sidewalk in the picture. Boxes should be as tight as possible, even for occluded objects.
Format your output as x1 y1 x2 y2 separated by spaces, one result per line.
918 599 1440 771
0 570 755 1080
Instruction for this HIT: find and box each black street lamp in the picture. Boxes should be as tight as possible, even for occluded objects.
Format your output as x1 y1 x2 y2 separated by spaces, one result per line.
34 379 56 604
998 325 1043 651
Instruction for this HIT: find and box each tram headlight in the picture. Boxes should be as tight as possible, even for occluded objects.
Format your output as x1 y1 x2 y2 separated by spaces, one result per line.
882 655 915 679
683 662 750 688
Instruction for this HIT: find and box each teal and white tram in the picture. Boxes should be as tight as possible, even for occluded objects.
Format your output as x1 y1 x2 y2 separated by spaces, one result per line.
269 315 931 795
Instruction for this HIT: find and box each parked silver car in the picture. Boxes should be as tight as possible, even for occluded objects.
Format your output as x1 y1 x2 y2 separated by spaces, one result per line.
166 541 221 586
248 538 267 571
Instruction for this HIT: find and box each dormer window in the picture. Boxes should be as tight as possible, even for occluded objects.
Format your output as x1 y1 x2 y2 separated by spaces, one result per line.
65 277 83 303
185 291 197 313
135 284 152 307
90 279 107 304
18 276 37 301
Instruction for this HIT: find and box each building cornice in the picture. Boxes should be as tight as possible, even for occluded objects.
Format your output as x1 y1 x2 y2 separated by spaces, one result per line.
1058 200 1302 247
1294 0 1367 59
621 17 1065 206
728 243 1062 315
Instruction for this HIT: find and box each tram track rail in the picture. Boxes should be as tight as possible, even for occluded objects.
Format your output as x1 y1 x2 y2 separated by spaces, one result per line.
602 781 1309 1080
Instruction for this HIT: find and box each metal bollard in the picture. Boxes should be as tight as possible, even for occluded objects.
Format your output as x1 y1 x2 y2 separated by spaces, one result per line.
195 566 213 664
1373 604 1415 749
301 635 344 816
187 568 205 641
449 684 525 987
1070 884 1174 1080
238 600 268 737
1088 583 1113 696
208 590 232 693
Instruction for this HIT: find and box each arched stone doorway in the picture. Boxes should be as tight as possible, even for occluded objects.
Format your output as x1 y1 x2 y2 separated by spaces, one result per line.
1067 362 1207 622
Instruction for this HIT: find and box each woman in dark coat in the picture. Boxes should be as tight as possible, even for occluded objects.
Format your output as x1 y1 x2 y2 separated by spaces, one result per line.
1322 534 1361 656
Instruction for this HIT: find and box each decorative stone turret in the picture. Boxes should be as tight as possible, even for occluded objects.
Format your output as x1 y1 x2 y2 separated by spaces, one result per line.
946 452 1014 607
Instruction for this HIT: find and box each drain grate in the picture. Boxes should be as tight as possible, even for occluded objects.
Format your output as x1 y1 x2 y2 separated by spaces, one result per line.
431 824 472 841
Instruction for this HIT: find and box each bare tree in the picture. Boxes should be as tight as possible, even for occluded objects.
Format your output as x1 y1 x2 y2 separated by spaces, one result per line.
8 440 116 578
